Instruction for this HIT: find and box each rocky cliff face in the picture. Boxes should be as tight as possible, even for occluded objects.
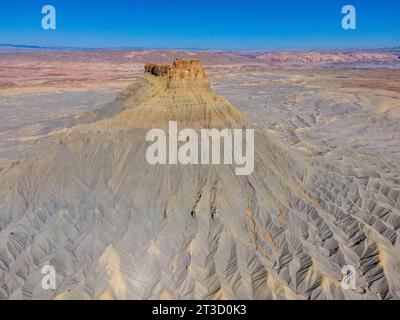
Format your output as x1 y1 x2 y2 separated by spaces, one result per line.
145 59 210 89
144 63 170 77
168 59 208 80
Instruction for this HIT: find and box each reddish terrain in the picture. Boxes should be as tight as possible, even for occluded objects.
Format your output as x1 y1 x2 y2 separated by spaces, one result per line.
1 49 399 93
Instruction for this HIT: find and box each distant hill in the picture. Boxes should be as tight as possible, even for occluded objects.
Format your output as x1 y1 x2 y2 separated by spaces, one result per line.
0 44 208 52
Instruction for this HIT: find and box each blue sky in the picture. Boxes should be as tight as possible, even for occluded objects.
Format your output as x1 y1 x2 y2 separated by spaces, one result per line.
0 0 399 50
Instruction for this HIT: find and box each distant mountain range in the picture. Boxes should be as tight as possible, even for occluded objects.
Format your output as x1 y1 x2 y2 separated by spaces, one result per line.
0 44 210 52
1 43 399 53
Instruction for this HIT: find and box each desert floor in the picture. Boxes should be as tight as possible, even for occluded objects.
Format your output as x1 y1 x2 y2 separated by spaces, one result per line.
1 51 400 299
1 57 399 175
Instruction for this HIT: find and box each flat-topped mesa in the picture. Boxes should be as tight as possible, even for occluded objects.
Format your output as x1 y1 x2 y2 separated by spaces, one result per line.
144 59 210 89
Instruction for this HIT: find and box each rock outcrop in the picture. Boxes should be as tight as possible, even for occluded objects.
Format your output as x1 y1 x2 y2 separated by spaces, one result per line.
145 59 210 89
144 63 170 77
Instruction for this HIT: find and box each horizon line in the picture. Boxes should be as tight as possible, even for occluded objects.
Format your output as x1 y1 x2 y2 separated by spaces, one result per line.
1 43 399 53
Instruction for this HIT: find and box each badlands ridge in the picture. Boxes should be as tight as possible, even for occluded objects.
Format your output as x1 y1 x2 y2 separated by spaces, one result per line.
0 59 399 300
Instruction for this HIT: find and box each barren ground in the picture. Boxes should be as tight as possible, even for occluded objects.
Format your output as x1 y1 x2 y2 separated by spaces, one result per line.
1 52 399 171
1 51 400 299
